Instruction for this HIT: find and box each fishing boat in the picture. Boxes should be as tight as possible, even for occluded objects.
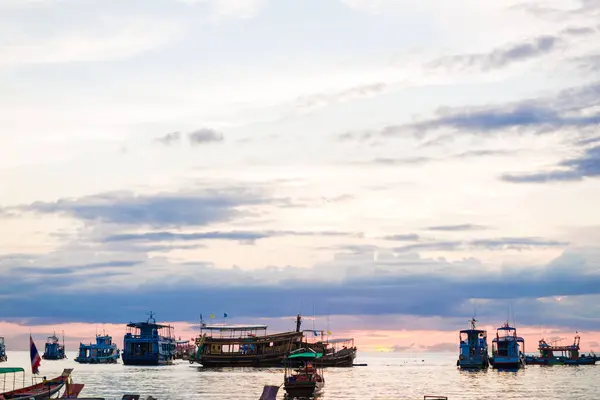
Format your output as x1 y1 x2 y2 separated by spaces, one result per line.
190 314 356 368
524 333 597 366
283 349 325 399
457 318 489 369
42 332 66 360
74 334 120 364
0 337 6 362
190 324 303 367
122 312 176 366
489 322 525 369
0 368 74 399
174 338 195 360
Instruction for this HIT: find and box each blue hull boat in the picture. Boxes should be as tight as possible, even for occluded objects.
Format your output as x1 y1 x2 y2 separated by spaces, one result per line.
75 334 120 364
122 312 176 366
42 332 66 360
457 318 489 369
0 337 6 362
490 322 525 370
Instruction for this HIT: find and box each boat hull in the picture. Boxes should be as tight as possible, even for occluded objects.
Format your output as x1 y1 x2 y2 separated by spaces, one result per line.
313 349 356 367
122 353 173 365
41 355 66 360
199 353 288 367
458 354 489 369
490 357 524 369
284 380 324 398
74 356 119 364
458 360 489 369
1 375 65 399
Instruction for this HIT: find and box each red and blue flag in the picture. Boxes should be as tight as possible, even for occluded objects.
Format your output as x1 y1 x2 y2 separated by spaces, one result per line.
30 335 41 374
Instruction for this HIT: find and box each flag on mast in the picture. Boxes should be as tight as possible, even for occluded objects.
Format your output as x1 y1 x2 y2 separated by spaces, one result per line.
30 335 41 374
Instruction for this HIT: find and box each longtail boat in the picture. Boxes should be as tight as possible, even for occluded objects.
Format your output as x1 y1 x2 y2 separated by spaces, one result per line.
0 368 73 400
283 349 325 399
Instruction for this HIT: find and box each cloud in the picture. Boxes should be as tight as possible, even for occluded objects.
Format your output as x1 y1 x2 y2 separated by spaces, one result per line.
176 0 267 19
381 234 420 241
188 128 224 145
391 342 416 352
453 150 513 159
426 224 489 232
4 187 271 227
296 82 387 109
103 229 360 244
431 35 561 71
502 145 600 183
1 18 181 66
15 261 140 276
561 26 597 36
364 82 600 138
421 342 457 352
155 131 181 145
370 157 433 165
3 248 600 331
393 237 568 252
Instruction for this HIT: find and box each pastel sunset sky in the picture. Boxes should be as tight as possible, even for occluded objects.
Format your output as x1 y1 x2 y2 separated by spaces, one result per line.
1 0 600 353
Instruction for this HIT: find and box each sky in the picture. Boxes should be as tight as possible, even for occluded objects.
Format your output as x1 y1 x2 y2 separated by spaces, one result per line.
1 0 600 354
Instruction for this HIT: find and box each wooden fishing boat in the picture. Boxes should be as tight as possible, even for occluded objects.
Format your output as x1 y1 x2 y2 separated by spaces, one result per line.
190 314 357 368
0 368 73 400
283 349 325 399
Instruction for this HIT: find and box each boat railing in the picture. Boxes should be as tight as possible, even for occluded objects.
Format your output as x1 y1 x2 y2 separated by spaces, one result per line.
125 333 173 340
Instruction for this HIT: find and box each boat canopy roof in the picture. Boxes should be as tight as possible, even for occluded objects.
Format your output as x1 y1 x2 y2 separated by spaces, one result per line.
327 338 353 344
493 336 524 342
0 367 24 374
288 352 323 359
460 329 486 334
127 321 172 329
201 325 267 331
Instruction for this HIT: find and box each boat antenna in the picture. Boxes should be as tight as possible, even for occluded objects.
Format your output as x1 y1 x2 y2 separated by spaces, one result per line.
312 303 316 332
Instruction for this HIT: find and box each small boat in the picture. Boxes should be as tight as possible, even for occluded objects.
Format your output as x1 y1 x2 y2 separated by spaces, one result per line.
174 338 195 360
489 322 525 369
122 312 176 366
525 333 597 366
283 349 325 399
75 334 120 364
42 332 66 360
0 368 73 399
0 337 6 362
457 318 489 369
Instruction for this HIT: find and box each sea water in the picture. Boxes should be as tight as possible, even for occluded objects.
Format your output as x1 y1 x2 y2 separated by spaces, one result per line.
3 351 599 399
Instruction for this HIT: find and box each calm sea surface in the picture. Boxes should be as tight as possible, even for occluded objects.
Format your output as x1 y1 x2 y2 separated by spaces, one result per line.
3 351 600 399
